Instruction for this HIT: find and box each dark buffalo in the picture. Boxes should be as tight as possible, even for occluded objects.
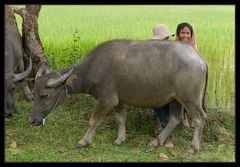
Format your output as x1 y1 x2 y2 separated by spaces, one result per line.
30 39 208 153
4 6 33 117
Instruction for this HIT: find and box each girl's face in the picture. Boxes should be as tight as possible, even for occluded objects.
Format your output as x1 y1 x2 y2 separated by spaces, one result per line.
178 26 191 42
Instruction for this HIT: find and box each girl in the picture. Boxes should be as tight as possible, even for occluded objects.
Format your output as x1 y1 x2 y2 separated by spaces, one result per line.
176 22 197 49
176 22 197 127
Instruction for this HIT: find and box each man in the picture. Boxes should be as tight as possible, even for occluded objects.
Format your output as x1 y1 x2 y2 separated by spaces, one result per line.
151 24 189 132
152 24 175 40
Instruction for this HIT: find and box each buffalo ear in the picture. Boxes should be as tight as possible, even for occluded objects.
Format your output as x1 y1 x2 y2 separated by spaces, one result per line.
35 64 52 80
65 74 77 89
46 68 74 88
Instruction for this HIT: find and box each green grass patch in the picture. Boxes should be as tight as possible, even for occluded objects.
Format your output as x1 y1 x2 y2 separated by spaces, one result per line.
5 88 235 162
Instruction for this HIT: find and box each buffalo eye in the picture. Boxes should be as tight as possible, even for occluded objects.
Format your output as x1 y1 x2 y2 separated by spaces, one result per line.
40 92 49 99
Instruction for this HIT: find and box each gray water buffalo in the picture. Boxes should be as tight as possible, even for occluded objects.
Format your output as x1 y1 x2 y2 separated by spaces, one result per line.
4 6 33 117
29 39 208 153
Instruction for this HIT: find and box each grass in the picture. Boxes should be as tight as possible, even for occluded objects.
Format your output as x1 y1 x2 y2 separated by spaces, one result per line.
5 89 235 162
5 5 235 162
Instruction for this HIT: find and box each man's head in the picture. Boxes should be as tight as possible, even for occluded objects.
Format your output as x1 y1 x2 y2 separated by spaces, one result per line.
152 24 175 40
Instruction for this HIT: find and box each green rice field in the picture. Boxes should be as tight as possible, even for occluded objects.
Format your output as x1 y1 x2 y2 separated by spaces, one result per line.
15 5 235 111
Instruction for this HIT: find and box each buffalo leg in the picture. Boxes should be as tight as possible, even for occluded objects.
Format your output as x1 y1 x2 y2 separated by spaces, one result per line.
5 90 17 117
113 103 126 145
76 99 114 148
149 100 182 147
181 101 207 153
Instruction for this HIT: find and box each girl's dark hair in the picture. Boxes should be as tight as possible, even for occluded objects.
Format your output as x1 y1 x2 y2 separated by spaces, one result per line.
176 22 194 37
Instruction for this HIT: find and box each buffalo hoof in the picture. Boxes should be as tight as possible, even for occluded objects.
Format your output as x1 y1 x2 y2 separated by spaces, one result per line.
148 139 159 148
113 139 124 146
183 147 198 156
113 141 124 146
75 143 89 149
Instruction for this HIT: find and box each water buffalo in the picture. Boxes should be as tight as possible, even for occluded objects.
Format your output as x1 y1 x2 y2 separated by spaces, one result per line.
29 39 208 153
4 6 33 117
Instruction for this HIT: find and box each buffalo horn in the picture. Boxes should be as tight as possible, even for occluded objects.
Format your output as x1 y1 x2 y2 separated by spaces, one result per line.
13 57 32 82
46 68 74 87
